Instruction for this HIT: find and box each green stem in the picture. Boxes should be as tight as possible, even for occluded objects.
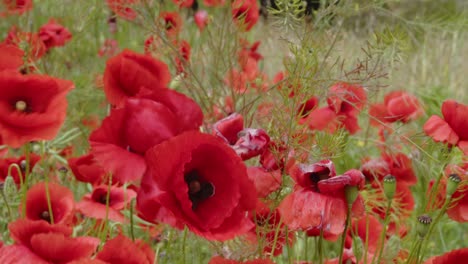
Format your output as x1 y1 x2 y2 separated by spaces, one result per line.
318 228 324 264
130 198 135 241
375 200 392 263
182 227 188 264
338 204 352 264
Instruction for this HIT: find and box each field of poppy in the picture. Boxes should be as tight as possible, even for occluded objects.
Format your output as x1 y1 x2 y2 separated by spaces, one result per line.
0 0 467 263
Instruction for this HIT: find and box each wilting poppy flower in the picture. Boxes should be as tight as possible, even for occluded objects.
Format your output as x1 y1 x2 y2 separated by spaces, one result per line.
0 154 40 184
0 71 74 148
247 167 281 198
106 0 138 20
369 91 423 125
194 10 209 32
24 182 74 225
423 100 468 155
103 49 170 107
159 11 183 37
209 256 275 264
3 26 46 61
1 0 33 15
68 154 106 185
232 0 259 31
76 185 137 222
137 131 256 241
425 248 468 264
95 235 154 264
260 141 288 172
0 44 24 72
38 19 72 49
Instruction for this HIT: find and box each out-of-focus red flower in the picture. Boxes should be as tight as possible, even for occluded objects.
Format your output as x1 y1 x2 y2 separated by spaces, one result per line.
247 167 281 198
77 185 137 222
351 215 383 253
159 11 183 37
212 113 244 145
232 0 259 31
95 235 155 264
194 10 209 32
361 152 417 187
38 19 72 49
209 256 275 264
0 71 74 148
225 69 248 93
98 39 119 58
369 91 423 125
0 43 24 72
423 100 468 155
172 0 193 8
446 181 468 222
103 49 170 107
24 182 74 225
90 90 203 184
137 131 256 241
203 0 225 7
174 39 191 74
3 26 46 61
425 248 468 264
0 154 40 184
68 154 106 185
106 0 139 20
1 0 33 15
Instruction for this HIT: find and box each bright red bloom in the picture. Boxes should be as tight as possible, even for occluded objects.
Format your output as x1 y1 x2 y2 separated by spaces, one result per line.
232 0 259 31
361 152 417 186
425 248 468 264
38 19 72 49
212 113 244 145
106 0 139 20
103 49 171 107
1 0 33 15
194 10 209 32
172 0 193 8
0 71 74 148
90 90 203 183
174 39 191 74
423 100 468 155
159 11 183 37
0 154 40 184
247 167 281 198
77 185 137 222
209 256 275 264
68 154 105 185
447 183 468 222
137 131 257 241
369 91 423 125
0 44 24 72
234 128 270 160
96 235 155 264
25 182 74 225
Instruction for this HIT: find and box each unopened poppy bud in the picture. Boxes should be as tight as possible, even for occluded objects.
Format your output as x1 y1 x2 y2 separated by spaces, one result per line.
345 185 359 206
382 235 401 262
383 175 397 200
446 173 461 199
417 214 432 238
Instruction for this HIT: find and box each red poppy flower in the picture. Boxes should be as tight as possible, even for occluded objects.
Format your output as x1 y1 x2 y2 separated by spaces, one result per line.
209 256 275 264
423 100 468 155
0 43 24 72
159 11 183 37
98 39 119 58
194 10 209 32
361 152 417 186
137 131 257 241
103 49 171 107
1 0 33 15
76 185 137 222
247 167 281 198
212 113 244 145
232 0 259 31
425 248 468 264
234 128 270 160
38 19 72 49
369 91 423 125
172 0 193 8
24 182 74 225
0 154 40 184
174 40 191 74
68 154 105 185
0 71 74 148
106 0 139 20
351 215 383 253
96 235 155 264
3 26 46 61
297 97 319 120
446 184 468 222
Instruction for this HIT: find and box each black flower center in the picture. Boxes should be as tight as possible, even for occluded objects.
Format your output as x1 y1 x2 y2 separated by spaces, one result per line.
184 170 214 210
308 169 330 191
98 194 109 205
40 211 51 223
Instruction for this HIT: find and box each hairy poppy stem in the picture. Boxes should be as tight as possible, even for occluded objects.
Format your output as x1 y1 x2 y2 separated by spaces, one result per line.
0 186 13 221
338 204 352 264
44 181 55 224
375 200 392 263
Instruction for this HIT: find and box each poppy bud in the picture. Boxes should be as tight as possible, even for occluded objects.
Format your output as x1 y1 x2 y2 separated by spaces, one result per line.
446 173 461 200
345 185 359 206
417 214 432 238
3 175 17 200
383 175 396 200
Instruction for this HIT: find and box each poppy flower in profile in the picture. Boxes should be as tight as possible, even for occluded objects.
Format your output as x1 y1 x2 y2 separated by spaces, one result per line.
0 43 24 72
24 182 75 225
425 248 468 264
76 185 137 222
1 0 33 15
95 235 154 264
159 11 183 37
38 19 72 49
194 10 209 32
103 49 171 107
423 100 468 155
212 113 244 145
68 154 106 185
137 131 257 241
0 71 74 148
232 0 259 32
106 0 139 20
0 154 40 184
369 91 423 125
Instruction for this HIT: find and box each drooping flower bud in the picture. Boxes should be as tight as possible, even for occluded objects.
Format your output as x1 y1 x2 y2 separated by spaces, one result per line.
417 214 432 239
383 174 397 200
446 173 461 200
